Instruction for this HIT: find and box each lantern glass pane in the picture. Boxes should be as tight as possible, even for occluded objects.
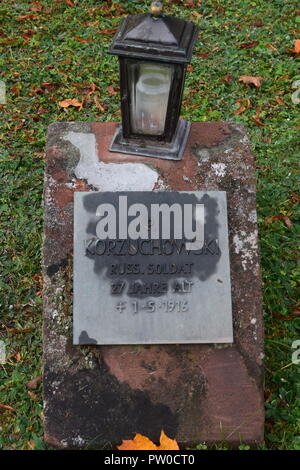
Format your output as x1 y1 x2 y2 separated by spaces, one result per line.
129 62 174 135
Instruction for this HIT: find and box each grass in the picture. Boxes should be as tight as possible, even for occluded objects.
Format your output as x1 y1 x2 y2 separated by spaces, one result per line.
0 0 299 450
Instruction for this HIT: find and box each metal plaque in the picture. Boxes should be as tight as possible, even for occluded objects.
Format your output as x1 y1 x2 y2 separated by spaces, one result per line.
73 191 233 345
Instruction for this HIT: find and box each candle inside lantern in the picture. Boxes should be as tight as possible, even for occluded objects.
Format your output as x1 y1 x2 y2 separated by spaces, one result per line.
130 63 173 135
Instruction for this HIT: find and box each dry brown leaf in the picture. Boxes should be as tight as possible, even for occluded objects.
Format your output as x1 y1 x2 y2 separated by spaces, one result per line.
252 109 266 127
239 41 259 49
26 375 43 390
275 96 285 106
192 11 201 18
0 404 16 412
118 430 179 451
266 43 278 52
16 14 39 21
107 85 117 96
98 28 117 35
223 74 233 84
290 191 300 202
233 100 247 115
11 84 21 96
86 83 99 96
59 98 83 110
94 95 105 112
7 327 34 333
30 1 43 12
266 215 292 230
74 37 93 43
28 391 39 401
238 75 262 88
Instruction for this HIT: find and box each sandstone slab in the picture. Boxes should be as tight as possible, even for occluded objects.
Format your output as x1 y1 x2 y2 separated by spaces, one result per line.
43 122 264 449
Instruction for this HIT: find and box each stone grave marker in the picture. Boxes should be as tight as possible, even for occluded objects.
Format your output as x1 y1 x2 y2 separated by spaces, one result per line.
43 122 264 449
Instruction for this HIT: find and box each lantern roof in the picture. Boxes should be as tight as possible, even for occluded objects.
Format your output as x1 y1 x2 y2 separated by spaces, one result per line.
109 13 199 64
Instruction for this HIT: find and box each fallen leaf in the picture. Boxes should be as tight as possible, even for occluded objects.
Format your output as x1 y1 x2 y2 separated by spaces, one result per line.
233 105 246 115
86 83 99 96
239 75 262 88
16 14 39 21
192 11 202 18
30 1 43 12
156 431 179 450
15 352 21 362
252 109 266 127
233 98 251 115
293 39 300 54
0 39 17 45
196 52 211 58
275 96 285 106
98 28 117 35
94 95 105 112
266 43 278 52
239 41 259 49
59 98 83 110
223 74 233 84
65 0 75 6
7 327 34 333
11 84 21 96
0 404 15 412
37 106 48 115
26 375 43 390
118 430 179 451
118 434 157 450
41 82 57 92
187 64 193 73
28 391 39 401
272 312 294 321
107 85 117 96
252 20 264 27
291 308 300 316
266 215 292 229
290 191 300 202
74 37 93 43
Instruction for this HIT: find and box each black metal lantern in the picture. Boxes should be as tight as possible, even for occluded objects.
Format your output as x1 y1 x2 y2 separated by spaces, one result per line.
108 1 199 160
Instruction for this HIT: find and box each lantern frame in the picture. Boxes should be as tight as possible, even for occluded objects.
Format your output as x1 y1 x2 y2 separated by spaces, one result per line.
108 11 199 160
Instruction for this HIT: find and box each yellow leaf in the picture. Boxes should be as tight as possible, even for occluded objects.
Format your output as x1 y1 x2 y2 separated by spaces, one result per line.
118 433 157 450
157 430 180 450
117 430 179 451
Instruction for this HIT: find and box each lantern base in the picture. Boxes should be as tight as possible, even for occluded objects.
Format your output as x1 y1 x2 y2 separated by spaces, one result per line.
109 119 191 161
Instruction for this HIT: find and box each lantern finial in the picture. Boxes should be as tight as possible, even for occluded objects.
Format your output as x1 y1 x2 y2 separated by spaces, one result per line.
150 1 163 18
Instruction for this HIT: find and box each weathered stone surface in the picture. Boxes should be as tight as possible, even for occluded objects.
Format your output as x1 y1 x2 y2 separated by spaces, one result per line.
43 122 264 449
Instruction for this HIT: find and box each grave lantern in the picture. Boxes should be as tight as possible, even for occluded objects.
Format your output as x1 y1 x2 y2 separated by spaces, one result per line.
108 1 199 160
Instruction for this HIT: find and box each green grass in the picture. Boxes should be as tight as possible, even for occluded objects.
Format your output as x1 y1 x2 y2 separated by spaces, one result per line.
0 0 299 450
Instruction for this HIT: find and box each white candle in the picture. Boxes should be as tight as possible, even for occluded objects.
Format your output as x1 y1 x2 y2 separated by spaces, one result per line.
131 63 173 135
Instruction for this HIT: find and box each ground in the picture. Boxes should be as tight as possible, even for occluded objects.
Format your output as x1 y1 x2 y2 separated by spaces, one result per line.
0 0 299 450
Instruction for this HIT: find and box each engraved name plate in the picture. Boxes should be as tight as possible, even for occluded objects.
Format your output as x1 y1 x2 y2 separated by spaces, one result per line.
73 191 233 345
